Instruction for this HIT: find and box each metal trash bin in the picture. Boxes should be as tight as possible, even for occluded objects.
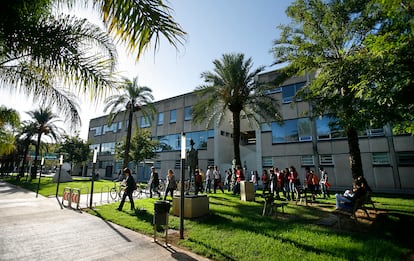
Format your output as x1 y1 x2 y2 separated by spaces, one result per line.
153 200 171 225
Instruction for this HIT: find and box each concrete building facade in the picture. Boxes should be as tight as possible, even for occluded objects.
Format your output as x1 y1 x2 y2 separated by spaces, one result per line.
87 70 414 193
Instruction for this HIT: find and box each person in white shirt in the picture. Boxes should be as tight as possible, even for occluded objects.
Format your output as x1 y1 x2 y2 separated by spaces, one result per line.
205 166 213 193
213 165 224 193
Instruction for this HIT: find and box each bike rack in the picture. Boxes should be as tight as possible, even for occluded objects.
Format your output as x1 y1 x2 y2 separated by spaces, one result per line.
100 185 110 203
79 186 89 207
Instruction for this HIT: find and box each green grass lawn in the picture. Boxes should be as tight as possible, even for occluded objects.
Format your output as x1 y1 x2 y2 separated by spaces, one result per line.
4 175 115 197
4 176 414 260
87 192 414 261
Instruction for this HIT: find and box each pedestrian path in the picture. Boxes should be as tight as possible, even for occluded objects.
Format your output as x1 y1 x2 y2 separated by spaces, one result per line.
0 181 210 261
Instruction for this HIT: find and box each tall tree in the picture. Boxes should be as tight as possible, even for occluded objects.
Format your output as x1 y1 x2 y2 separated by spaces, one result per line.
272 0 413 179
26 108 64 178
104 77 156 168
360 1 414 134
16 122 38 177
192 53 282 167
0 106 20 155
59 134 90 175
115 129 159 167
0 0 186 129
0 2 117 128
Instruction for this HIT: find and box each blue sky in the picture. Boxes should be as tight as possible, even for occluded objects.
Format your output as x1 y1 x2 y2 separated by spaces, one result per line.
0 0 294 139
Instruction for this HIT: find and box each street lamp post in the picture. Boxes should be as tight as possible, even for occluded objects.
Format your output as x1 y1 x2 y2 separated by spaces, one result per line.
36 156 44 198
90 147 98 208
180 133 186 239
55 154 63 198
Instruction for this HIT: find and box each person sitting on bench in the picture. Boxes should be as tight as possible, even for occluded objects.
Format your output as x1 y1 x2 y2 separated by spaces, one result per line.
335 176 371 210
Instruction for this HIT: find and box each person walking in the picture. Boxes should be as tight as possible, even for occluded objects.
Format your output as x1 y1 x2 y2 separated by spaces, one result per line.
205 166 213 193
117 168 136 211
213 165 224 193
288 166 298 201
319 166 330 198
149 166 161 198
164 169 176 200
194 169 203 195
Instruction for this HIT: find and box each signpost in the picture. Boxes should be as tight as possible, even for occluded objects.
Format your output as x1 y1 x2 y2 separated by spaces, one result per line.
36 156 44 198
55 154 63 198
180 133 186 239
89 148 98 208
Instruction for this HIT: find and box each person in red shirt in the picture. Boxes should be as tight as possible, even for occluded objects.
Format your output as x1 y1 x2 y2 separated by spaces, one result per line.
288 166 298 201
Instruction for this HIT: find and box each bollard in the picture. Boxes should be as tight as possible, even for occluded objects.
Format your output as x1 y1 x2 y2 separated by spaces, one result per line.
62 188 72 207
70 188 81 209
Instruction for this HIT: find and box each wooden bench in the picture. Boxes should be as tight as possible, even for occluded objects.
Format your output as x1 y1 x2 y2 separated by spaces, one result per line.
352 191 376 219
262 193 288 216
334 192 376 228
295 187 313 206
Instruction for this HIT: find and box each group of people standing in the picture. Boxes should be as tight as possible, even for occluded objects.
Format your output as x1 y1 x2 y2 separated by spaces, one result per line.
251 165 330 201
194 165 225 195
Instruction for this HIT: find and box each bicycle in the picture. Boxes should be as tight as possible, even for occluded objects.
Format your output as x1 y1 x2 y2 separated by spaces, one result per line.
110 181 125 201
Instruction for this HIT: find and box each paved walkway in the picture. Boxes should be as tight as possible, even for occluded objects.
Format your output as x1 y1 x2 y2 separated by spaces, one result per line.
0 182 210 261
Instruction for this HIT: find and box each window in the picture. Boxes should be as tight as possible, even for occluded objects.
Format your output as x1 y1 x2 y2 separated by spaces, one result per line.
262 157 273 167
261 123 272 132
272 119 298 143
184 106 192 121
282 82 305 103
157 112 164 125
316 116 345 139
319 155 334 165
301 155 315 166
156 130 211 152
154 160 161 169
174 160 181 169
372 153 389 165
264 87 281 94
90 126 102 136
397 152 414 166
140 116 150 128
298 118 312 141
169 109 176 123
89 144 100 153
101 142 115 155
366 127 385 137
102 123 118 134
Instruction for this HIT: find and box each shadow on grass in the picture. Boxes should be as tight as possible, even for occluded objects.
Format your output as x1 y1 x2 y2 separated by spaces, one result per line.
188 195 413 260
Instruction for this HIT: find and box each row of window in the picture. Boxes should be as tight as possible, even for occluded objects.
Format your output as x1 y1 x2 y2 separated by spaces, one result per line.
265 82 306 103
89 130 215 156
90 106 193 136
262 152 414 167
90 121 124 136
262 116 385 144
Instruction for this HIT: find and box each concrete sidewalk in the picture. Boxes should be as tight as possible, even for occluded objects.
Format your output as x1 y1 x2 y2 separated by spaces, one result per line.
0 182 210 261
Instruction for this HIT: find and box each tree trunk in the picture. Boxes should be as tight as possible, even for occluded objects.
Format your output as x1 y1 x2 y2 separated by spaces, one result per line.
20 145 30 178
346 127 364 179
31 133 42 179
232 111 241 167
123 109 134 168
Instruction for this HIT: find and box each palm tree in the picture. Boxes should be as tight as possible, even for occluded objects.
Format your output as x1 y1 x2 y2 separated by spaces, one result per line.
0 106 20 155
26 108 64 179
16 122 37 178
104 77 156 168
1 0 185 129
192 53 282 167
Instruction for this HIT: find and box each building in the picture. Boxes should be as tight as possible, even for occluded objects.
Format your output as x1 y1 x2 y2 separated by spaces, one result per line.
87 70 414 193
